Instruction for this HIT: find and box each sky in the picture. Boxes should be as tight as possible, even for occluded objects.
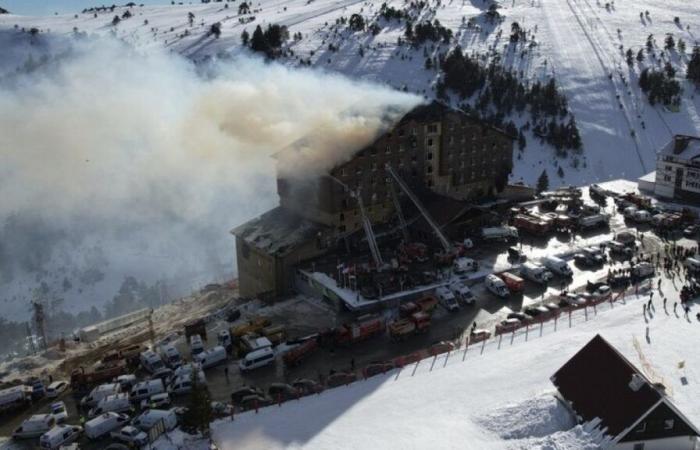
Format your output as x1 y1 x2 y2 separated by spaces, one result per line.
2 0 174 16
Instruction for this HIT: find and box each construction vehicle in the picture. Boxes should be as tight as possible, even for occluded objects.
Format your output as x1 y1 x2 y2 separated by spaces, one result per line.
388 312 431 341
70 362 126 390
481 226 519 242
335 315 385 346
621 192 652 209
416 295 439 314
231 317 271 338
184 319 207 342
497 272 524 293
512 215 551 236
261 325 286 346
283 338 319 367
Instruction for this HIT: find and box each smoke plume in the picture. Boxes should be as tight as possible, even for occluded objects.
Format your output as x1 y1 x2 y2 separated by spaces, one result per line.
0 34 421 319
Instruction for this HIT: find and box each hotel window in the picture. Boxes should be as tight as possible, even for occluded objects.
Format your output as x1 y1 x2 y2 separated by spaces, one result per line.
386 146 391 154
427 152 433 161
428 138 434 147
427 124 438 133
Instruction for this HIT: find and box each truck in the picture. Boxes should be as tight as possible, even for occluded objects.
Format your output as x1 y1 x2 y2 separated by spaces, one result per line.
184 319 207 342
283 338 319 367
231 317 272 339
70 362 126 390
261 325 286 346
578 213 609 230
497 272 524 293
512 215 551 236
520 262 553 284
0 385 33 413
335 315 385 346
481 226 519 242
388 312 431 341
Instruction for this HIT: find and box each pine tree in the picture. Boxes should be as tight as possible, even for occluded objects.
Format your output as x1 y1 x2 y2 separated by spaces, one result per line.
665 34 675 50
625 48 634 66
678 39 686 54
688 46 700 86
188 11 194 26
250 25 269 55
241 29 249 46
636 49 645 63
557 166 565 178
181 373 212 434
536 170 549 193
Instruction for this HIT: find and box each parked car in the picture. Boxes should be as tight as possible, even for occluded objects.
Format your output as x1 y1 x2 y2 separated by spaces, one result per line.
436 286 459 312
561 292 586 307
39 425 82 450
267 383 299 401
449 282 475 305
291 379 323 396
50 401 68 424
110 425 148 448
239 394 272 411
524 306 549 318
507 312 530 322
231 386 264 404
45 381 68 398
13 414 55 439
683 225 699 238
140 392 171 410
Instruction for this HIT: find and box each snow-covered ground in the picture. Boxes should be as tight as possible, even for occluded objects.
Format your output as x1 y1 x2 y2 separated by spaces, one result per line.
204 277 699 449
1 0 699 187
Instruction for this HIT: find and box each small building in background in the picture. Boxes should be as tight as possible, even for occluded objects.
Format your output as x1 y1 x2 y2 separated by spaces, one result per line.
653 135 700 203
551 334 700 449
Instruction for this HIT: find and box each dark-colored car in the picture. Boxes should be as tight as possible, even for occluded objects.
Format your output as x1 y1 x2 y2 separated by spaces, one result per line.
267 383 299 401
239 394 272 411
291 379 324 396
326 372 356 388
507 246 526 262
231 385 264 404
507 312 531 322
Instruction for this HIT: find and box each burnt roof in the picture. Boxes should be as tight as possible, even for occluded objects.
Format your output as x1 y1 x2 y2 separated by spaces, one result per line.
397 100 515 139
231 207 327 258
551 334 662 437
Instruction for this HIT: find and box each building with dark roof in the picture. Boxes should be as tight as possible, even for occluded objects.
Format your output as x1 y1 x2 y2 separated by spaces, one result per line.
653 135 700 204
551 334 699 449
233 101 514 299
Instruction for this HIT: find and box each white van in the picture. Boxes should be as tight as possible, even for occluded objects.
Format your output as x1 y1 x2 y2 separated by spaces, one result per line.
169 372 206 396
450 282 475 305
80 383 121 408
173 362 201 378
130 379 165 403
436 286 459 312
189 335 205 357
131 408 177 432
485 274 509 298
13 414 56 439
39 425 82 449
685 257 700 274
84 412 129 440
194 346 227 369
160 344 182 369
140 392 171 410
542 256 573 277
239 347 275 372
140 350 165 374
88 393 132 418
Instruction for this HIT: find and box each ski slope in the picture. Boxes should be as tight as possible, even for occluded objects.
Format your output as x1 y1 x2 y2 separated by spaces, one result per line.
1 0 699 187
206 280 699 450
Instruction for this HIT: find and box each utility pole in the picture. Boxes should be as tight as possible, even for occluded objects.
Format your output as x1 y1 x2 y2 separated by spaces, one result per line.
32 301 48 350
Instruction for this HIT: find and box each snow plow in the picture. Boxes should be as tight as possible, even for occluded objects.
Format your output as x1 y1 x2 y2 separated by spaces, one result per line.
388 312 431 341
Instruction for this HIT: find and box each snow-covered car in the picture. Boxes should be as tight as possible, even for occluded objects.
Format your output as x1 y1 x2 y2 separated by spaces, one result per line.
110 425 148 448
507 312 530 322
45 381 68 398
231 386 264 404
450 282 475 305
594 285 612 300
436 286 459 312
683 225 699 238
561 292 586 307
50 401 68 424
291 379 324 396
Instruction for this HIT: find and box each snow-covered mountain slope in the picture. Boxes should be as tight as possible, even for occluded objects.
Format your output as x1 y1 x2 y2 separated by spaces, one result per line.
2 0 699 187
208 282 699 450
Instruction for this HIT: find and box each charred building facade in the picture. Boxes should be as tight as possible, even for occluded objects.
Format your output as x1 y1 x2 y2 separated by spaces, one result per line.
233 101 514 299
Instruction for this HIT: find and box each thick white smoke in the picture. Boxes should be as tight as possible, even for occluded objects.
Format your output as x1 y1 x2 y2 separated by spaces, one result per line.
0 35 421 319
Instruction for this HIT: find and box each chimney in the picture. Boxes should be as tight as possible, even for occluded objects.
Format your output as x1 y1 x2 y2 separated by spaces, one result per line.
629 373 646 392
673 136 689 155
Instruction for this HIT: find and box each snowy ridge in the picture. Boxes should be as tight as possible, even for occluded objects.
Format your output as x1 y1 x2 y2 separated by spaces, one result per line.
1 0 699 187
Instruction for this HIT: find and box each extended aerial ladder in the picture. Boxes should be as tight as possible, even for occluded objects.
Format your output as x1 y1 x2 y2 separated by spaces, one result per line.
329 176 384 269
385 165 451 253
388 181 410 242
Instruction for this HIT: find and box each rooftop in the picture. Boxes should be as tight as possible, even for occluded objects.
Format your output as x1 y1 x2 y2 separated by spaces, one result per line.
231 207 327 258
551 334 664 437
660 135 700 160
